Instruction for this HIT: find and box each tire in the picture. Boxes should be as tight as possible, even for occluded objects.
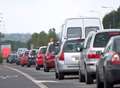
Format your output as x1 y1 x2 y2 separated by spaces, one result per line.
79 69 85 82
21 64 24 67
58 72 64 80
43 65 49 72
55 72 58 79
104 72 113 88
85 69 93 84
36 66 40 70
96 71 104 88
27 64 31 67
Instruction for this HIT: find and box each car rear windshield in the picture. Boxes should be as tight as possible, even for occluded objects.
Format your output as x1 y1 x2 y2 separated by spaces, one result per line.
93 32 120 47
67 27 82 38
114 39 120 53
85 26 99 37
41 48 47 54
64 39 84 52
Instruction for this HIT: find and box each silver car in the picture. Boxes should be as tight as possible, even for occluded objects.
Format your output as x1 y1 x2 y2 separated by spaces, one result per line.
55 38 84 80
79 29 120 84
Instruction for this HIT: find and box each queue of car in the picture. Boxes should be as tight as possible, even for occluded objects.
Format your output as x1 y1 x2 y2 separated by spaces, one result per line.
6 17 120 88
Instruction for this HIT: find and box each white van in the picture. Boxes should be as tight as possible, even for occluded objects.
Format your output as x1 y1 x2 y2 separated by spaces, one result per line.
62 17 103 41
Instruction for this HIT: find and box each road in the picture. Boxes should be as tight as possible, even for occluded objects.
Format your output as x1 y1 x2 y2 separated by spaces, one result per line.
0 63 96 88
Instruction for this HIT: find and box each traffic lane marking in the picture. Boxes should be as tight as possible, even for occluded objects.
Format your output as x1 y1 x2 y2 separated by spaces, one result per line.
5 66 49 88
0 75 18 79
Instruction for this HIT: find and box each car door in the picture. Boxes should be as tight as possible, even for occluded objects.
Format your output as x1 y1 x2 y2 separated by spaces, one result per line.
80 34 93 73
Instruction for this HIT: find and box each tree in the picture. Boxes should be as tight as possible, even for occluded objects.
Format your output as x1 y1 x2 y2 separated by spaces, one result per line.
103 6 120 29
48 28 58 42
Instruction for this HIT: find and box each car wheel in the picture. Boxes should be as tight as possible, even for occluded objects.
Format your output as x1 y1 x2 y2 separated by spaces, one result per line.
85 69 93 84
79 69 85 82
104 72 113 88
55 72 58 79
96 71 104 88
58 72 64 80
43 65 49 72
27 64 31 67
36 66 40 70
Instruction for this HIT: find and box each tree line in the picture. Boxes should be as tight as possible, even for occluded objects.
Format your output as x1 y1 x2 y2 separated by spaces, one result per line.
103 6 120 29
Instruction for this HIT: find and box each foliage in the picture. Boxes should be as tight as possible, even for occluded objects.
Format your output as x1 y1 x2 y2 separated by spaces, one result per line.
103 6 120 29
28 28 59 48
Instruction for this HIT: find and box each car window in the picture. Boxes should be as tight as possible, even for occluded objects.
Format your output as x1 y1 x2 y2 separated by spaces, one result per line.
67 27 82 38
64 39 84 52
93 32 120 47
85 26 99 37
41 48 47 54
113 39 120 53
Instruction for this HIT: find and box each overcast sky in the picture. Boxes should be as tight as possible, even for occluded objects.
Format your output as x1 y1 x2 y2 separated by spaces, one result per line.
0 0 120 33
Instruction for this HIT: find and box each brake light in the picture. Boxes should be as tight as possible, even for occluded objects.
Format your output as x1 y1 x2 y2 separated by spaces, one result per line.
87 53 101 59
111 54 120 64
59 51 64 61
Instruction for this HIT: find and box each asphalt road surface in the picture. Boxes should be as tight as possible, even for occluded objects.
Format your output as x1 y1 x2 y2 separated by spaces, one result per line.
0 62 97 88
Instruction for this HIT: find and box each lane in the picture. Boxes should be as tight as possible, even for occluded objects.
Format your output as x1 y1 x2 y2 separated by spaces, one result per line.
7 64 96 88
0 64 40 88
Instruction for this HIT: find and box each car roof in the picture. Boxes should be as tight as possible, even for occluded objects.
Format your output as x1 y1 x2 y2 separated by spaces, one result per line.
96 29 120 34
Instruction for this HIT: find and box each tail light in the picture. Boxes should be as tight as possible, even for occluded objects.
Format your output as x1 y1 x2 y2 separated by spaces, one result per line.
111 54 120 64
46 53 55 59
59 50 64 61
87 53 101 59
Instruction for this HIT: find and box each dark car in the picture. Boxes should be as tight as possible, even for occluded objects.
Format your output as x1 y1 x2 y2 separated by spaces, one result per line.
27 49 37 67
96 36 120 88
7 54 17 63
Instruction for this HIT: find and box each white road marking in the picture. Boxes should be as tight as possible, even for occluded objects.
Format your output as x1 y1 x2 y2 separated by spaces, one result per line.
35 80 58 83
0 75 18 79
5 66 48 88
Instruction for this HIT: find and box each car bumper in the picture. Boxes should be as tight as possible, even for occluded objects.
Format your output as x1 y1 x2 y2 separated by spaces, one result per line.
46 59 55 68
57 61 79 73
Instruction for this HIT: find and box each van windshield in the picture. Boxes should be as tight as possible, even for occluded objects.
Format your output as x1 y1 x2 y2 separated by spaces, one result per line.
93 32 120 47
85 27 99 37
67 27 82 38
64 39 84 52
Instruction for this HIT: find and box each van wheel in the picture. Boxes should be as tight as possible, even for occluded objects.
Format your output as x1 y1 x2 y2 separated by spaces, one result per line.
79 70 85 82
85 69 93 84
58 72 64 80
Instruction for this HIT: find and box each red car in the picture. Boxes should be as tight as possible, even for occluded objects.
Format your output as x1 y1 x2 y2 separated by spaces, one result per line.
43 42 59 72
20 51 29 66
36 46 47 70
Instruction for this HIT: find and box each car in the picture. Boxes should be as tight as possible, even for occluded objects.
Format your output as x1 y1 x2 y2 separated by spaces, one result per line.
96 36 120 88
20 50 29 67
79 29 120 84
55 38 84 80
27 49 37 67
36 46 47 70
7 54 17 64
43 42 59 72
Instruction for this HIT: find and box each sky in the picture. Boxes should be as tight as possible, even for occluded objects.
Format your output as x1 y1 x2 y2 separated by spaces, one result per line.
0 0 120 34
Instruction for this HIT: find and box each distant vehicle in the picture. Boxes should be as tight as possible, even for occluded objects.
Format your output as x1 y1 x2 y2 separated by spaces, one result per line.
36 46 47 70
96 36 120 88
55 38 84 80
1 44 11 61
17 48 28 56
79 29 120 84
27 49 37 67
61 17 103 43
43 42 59 72
20 50 29 67
7 54 17 64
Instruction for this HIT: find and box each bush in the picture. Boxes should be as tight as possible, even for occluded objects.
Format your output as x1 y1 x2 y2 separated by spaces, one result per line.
0 53 3 64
